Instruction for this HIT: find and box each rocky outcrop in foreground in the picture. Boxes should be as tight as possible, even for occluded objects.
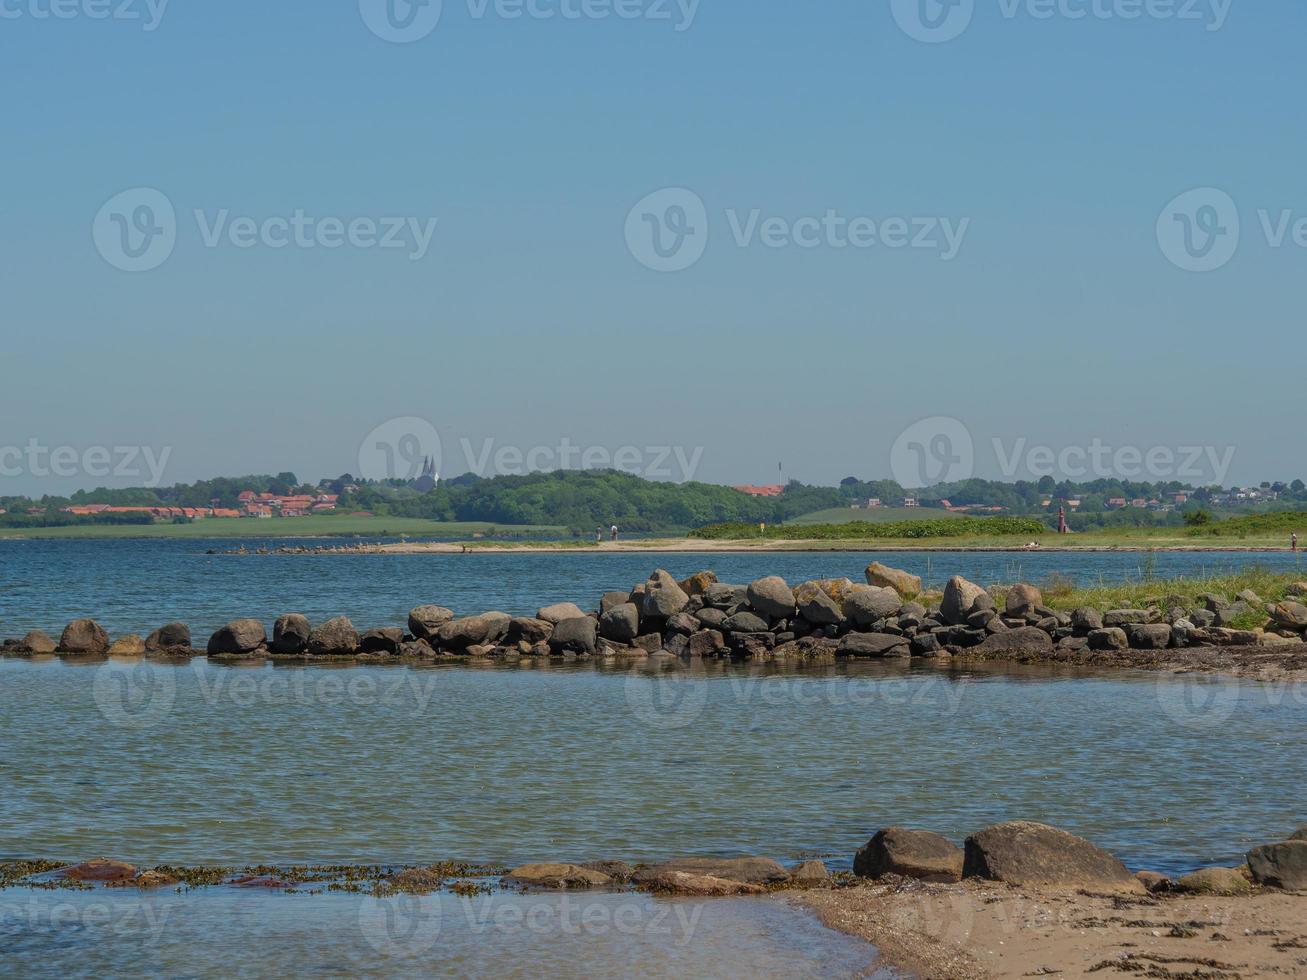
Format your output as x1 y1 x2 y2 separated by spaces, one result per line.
5 566 1306 665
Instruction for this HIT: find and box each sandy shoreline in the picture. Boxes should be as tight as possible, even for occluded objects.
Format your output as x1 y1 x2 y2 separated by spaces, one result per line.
798 878 1307 978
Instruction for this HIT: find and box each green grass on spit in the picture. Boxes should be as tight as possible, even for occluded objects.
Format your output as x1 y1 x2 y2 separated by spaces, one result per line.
0 516 566 540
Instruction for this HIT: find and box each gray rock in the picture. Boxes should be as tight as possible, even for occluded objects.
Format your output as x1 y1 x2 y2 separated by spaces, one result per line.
600 591 634 614
1126 623 1172 650
963 821 1138 888
974 626 1054 657
855 828 964 882
632 857 789 887
703 583 748 609
503 863 612 889
1246 840 1307 891
747 576 796 619
270 614 311 654
864 562 922 597
845 587 903 627
793 581 843 626
1269 601 1307 630
694 607 727 630
941 576 987 625
1214 601 1252 626
789 860 829 884
1190 608 1217 627
1071 607 1104 633
506 617 554 645
438 612 512 649
308 616 360 655
548 617 597 655
722 611 770 634
1005 584 1043 617
599 604 640 643
59 619 110 655
1089 627 1129 651
18 630 57 654
642 570 690 618
537 602 588 625
408 605 455 640
688 629 726 657
145 622 191 651
207 619 266 656
359 627 404 654
839 632 911 658
665 612 699 636
1103 609 1149 627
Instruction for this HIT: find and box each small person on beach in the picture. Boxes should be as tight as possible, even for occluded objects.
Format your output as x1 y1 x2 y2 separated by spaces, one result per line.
1293 533 1299 552
596 526 603 545
611 525 619 542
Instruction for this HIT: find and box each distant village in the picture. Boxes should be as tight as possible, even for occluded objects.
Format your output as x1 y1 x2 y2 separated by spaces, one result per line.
57 490 343 522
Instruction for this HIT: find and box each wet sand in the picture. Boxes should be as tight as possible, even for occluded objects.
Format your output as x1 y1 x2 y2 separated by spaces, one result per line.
799 878 1307 978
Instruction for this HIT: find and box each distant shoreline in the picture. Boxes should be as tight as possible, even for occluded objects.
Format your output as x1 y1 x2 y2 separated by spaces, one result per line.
251 540 1298 555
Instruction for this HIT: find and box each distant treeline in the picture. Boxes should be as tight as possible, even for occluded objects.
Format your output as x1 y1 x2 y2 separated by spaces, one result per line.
0 512 155 529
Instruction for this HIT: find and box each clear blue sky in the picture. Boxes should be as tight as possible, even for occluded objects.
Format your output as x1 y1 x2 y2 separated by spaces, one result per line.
2 0 1302 495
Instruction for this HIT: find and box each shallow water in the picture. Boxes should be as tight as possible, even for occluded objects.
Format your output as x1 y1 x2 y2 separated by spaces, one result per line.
1 537 1303 637
0 886 885 979
2 658 1302 876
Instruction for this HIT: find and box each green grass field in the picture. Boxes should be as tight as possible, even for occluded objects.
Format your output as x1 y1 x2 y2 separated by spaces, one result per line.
789 506 960 525
0 516 566 540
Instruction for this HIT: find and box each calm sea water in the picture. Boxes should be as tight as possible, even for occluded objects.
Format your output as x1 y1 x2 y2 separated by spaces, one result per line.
1 538 1303 638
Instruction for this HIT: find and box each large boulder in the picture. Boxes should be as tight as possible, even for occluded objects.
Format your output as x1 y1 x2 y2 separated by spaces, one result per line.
1103 609 1150 627
1246 840 1307 891
359 627 404 654
793 581 843 625
207 619 266 656
974 626 1054 657
599 603 640 643
941 576 987 625
548 617 598 655
963 821 1138 889
865 562 921 597
703 583 748 609
844 587 903 627
1071 607 1104 633
408 605 455 640
145 622 191 651
537 602 588 626
1088 627 1129 651
269 614 311 654
1172 867 1251 896
59 619 110 655
642 570 690 618
1268 601 1307 630
437 612 511 649
632 856 789 886
747 576 795 619
1005 584 1044 618
854 828 964 883
600 591 634 614
1125 624 1172 650
838 632 910 658
308 616 360 656
502 864 612 889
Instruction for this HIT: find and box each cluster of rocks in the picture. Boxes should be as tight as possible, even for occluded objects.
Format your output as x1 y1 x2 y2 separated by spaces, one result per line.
6 565 1306 663
500 820 1307 897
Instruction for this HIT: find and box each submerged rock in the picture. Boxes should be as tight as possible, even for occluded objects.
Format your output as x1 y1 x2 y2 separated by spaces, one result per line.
636 870 765 896
107 635 146 656
632 856 789 886
503 863 612 889
61 859 137 882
